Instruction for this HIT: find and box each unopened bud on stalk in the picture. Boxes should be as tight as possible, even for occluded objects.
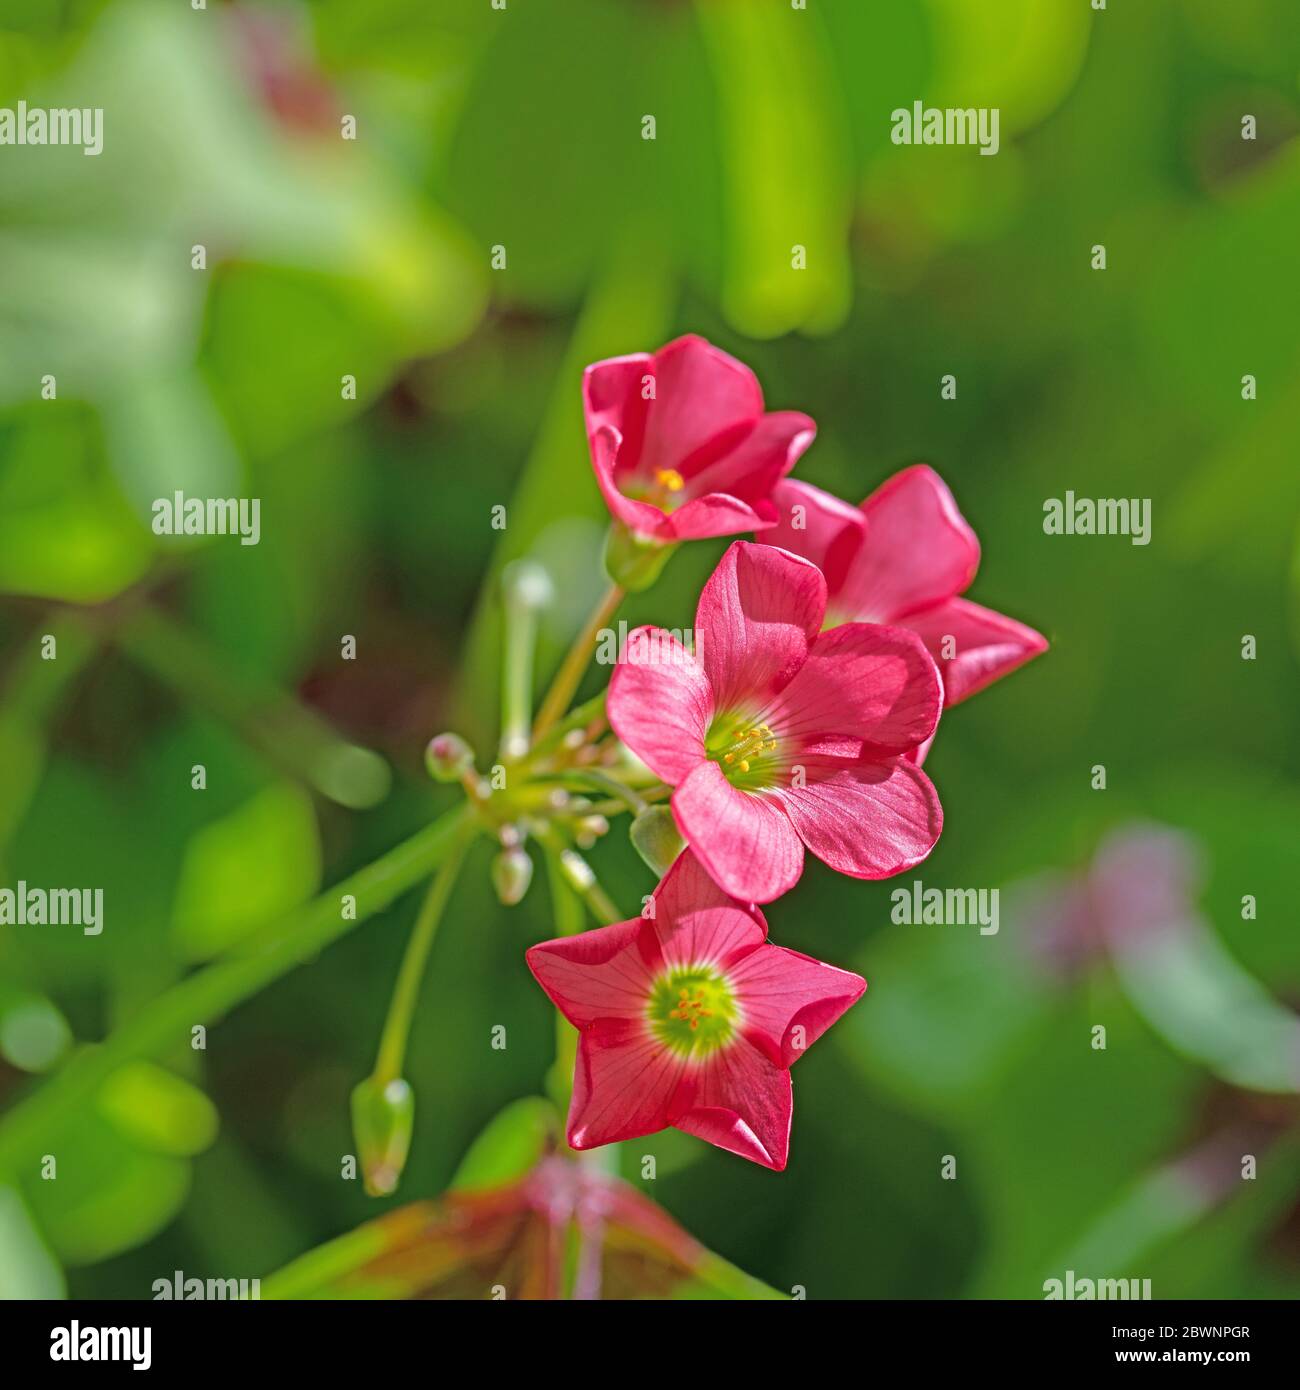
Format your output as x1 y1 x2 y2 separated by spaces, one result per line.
351 1076 415 1197
630 804 686 876
559 848 596 894
604 522 675 592
425 732 474 782
501 557 555 613
492 844 534 905
575 814 610 849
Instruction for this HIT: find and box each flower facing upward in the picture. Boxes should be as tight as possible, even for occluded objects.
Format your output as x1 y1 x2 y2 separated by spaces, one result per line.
526 851 866 1171
767 466 1048 716
607 540 943 904
583 334 816 546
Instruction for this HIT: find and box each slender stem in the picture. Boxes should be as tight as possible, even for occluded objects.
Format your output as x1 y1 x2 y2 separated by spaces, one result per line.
499 561 549 760
0 805 472 1175
535 828 624 928
527 692 607 765
372 817 476 1083
0 610 99 722
532 583 623 739
548 769 647 817
115 606 391 810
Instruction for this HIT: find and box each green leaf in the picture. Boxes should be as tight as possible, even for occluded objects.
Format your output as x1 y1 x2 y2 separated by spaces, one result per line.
96 1062 219 1158
694 0 852 337
449 1098 558 1193
0 1186 65 1299
171 781 322 960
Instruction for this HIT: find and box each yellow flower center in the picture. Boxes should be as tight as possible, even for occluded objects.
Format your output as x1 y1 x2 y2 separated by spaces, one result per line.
648 968 737 1056
706 719 781 789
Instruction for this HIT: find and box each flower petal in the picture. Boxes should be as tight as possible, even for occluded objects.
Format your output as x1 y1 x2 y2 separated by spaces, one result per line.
526 919 656 1031
583 353 653 480
672 1037 792 1170
684 411 817 503
660 492 777 543
607 625 712 784
766 478 869 613
901 596 1048 706
672 760 804 905
695 540 826 713
774 754 942 880
639 335 764 481
588 425 672 540
569 1022 687 1150
651 849 768 970
770 622 941 755
729 945 866 1067
844 465 981 621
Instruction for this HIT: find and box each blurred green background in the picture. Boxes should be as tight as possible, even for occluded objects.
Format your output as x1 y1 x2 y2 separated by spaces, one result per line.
1 0 1298 1299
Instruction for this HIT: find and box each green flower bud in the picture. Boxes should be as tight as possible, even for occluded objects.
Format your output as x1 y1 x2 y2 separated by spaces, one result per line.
491 844 534 905
425 732 474 782
603 522 676 593
351 1076 414 1197
630 804 685 876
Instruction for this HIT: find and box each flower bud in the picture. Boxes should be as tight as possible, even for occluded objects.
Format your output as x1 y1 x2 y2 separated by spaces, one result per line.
575 814 610 850
425 732 474 782
604 522 676 593
492 844 534 905
350 1076 414 1197
501 558 554 612
629 804 685 876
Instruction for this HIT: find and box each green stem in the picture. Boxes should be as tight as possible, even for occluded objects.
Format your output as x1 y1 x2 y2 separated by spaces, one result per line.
0 805 472 1175
372 818 476 1083
545 769 647 817
115 606 391 810
531 583 623 739
0 610 100 722
535 828 623 927
499 562 549 760
527 692 607 766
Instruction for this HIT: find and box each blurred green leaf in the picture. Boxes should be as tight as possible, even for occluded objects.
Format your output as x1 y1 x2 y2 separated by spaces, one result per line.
97 1061 219 1158
171 780 322 960
0 1186 65 1298
449 1097 558 1193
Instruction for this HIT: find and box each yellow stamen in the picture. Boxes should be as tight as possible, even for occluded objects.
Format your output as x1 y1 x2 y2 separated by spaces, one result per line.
655 468 685 493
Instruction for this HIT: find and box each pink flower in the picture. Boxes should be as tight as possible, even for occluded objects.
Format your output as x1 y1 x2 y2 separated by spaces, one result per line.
583 334 816 545
608 540 943 904
767 467 1047 719
526 851 866 1171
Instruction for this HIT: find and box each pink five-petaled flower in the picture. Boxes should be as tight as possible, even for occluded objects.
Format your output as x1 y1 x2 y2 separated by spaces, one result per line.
526 850 866 1171
607 540 944 904
767 466 1048 727
583 334 816 546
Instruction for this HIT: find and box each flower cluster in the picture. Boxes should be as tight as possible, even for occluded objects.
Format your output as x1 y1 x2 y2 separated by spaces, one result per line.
422 334 1045 1177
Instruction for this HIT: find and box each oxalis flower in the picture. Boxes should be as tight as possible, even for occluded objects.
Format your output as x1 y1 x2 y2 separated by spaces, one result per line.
607 539 943 904
584 335 815 575
767 467 1048 747
526 851 866 1171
